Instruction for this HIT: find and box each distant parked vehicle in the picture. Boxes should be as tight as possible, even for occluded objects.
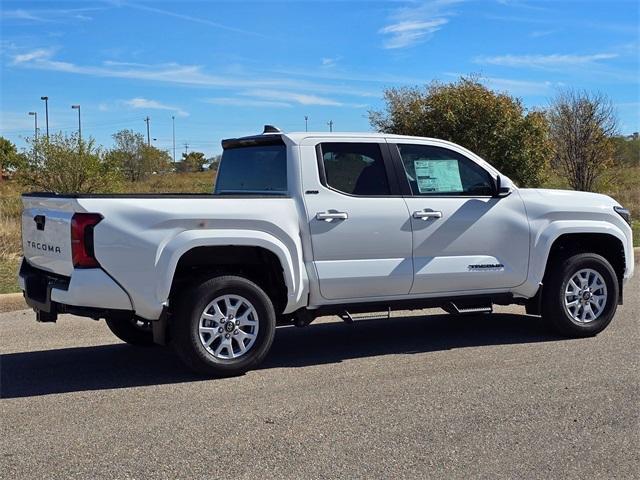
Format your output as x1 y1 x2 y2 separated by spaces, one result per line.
19 126 634 376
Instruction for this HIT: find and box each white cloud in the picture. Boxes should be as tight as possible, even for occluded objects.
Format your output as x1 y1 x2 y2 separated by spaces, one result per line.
123 98 189 117
7 49 376 99
119 2 263 37
479 76 558 95
379 0 464 49
321 57 341 67
0 112 40 134
0 7 100 23
529 29 556 38
204 98 292 108
243 90 343 106
12 48 56 64
475 53 619 68
443 73 560 95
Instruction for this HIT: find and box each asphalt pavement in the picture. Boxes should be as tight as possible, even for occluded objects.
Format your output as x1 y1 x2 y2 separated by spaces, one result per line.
1 272 638 479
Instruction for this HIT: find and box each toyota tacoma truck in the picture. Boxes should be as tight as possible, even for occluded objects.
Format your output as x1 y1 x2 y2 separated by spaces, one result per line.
19 126 634 376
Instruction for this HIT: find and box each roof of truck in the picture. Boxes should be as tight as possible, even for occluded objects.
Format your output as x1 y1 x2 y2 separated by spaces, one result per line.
282 131 445 143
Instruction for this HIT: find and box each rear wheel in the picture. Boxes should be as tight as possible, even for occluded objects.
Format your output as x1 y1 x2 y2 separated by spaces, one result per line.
542 253 619 337
105 316 155 346
172 275 276 376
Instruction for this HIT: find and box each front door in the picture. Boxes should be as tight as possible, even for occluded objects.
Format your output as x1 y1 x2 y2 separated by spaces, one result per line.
303 141 413 300
390 141 530 295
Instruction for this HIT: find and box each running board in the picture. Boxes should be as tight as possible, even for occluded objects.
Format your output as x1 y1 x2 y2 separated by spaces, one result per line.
340 307 392 323
443 301 493 315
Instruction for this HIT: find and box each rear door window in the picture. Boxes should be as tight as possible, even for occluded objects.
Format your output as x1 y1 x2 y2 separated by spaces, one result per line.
320 143 390 196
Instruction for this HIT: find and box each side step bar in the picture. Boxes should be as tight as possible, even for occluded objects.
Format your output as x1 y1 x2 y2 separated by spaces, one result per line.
340 307 391 323
442 301 493 315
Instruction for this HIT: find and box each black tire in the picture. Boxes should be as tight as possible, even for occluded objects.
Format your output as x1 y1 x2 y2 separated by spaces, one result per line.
105 316 155 346
172 275 276 376
542 253 619 337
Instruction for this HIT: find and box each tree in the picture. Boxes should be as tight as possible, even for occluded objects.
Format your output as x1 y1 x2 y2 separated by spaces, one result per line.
369 76 552 187
208 154 222 172
548 90 618 191
141 144 172 174
176 151 207 172
611 134 639 167
0 137 26 180
107 129 170 181
18 133 121 193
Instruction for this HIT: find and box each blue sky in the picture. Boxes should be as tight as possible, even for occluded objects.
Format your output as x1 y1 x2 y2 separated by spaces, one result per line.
1 0 638 157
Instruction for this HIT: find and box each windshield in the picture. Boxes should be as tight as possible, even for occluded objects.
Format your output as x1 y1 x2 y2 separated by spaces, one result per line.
214 144 287 195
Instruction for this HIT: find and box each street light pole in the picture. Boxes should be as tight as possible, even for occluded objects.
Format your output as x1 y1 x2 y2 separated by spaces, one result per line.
28 111 38 141
28 111 38 159
71 105 81 143
327 120 333 132
304 115 308 132
40 96 49 138
172 115 176 162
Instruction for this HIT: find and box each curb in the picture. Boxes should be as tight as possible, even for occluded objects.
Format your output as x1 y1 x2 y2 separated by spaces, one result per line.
0 247 638 315
0 293 27 314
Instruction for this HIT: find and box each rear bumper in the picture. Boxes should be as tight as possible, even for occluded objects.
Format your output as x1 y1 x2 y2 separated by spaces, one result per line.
19 259 133 321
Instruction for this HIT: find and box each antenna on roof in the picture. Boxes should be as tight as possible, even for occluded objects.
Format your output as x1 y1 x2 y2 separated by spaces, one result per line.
263 125 282 134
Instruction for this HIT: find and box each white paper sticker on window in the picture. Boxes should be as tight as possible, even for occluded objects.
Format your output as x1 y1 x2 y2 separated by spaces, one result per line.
414 159 463 193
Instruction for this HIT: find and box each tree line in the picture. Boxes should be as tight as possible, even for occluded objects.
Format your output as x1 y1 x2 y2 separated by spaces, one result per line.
370 76 638 190
0 129 215 192
1 75 639 193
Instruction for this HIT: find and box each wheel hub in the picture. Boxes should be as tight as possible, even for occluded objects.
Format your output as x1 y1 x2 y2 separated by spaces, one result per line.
197 294 259 360
564 268 607 324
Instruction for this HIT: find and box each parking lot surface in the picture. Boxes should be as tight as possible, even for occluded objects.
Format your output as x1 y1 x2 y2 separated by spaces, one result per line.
1 272 638 479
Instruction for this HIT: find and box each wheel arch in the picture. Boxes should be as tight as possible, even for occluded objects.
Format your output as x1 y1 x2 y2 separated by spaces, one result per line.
155 229 306 315
529 222 628 289
543 232 626 285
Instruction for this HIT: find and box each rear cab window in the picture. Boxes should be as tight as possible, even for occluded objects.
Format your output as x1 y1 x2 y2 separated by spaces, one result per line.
214 141 287 195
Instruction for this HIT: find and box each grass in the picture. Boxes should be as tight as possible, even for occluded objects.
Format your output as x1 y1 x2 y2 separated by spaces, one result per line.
0 167 638 294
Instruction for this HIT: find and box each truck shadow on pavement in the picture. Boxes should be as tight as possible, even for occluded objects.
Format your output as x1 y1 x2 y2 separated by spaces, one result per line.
1 312 565 399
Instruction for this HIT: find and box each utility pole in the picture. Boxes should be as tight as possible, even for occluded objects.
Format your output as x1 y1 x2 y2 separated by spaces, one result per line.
183 142 189 156
304 115 308 132
327 120 333 132
144 116 151 146
71 105 81 143
172 115 176 162
40 96 49 138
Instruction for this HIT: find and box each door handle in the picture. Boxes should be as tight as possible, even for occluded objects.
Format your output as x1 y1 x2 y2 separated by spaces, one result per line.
413 210 443 220
316 211 348 221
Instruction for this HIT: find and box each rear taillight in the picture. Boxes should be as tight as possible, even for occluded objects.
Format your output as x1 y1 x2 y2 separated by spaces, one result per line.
71 213 102 268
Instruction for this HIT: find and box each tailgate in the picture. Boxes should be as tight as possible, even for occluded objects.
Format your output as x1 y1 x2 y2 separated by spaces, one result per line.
21 195 80 277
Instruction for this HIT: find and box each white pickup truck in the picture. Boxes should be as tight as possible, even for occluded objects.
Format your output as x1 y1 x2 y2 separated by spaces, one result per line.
20 126 634 376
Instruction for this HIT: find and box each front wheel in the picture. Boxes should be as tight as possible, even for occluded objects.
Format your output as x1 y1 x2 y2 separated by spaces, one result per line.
172 275 276 376
542 253 619 337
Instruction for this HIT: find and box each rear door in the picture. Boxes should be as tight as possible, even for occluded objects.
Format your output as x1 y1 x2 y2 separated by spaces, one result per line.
302 140 413 300
389 141 529 294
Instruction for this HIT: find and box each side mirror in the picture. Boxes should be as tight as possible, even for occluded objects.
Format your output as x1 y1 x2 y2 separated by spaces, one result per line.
493 175 511 198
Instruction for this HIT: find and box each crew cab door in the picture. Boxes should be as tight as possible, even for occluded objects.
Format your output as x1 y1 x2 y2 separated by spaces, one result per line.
389 141 529 295
301 140 413 300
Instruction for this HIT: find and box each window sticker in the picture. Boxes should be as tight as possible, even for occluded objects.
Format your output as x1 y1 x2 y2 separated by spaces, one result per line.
414 159 463 193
